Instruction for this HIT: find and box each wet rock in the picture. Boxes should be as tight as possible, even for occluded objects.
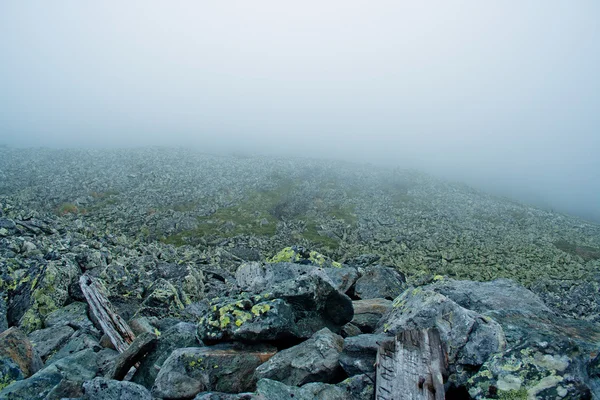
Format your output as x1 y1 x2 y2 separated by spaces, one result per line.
254 328 344 386
351 298 392 333
82 377 152 400
0 327 42 378
152 343 276 399
339 334 391 380
133 322 201 389
28 325 74 361
354 265 406 300
108 332 157 380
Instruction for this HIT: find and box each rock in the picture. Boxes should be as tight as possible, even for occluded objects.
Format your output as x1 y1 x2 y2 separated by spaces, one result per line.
0 294 7 334
0 327 42 378
199 275 353 342
339 334 391 380
266 246 343 268
107 332 157 380
28 325 75 361
44 302 96 332
254 328 344 386
135 278 186 319
0 348 100 399
254 375 374 400
133 322 201 389
0 218 16 232
322 267 359 294
345 254 381 269
194 393 255 400
341 323 362 338
128 317 154 335
152 343 276 399
351 298 392 333
376 287 505 387
354 265 406 300
47 330 101 364
83 377 152 400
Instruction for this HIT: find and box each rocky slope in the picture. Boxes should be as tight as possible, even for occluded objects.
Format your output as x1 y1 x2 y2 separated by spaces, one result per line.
0 147 599 399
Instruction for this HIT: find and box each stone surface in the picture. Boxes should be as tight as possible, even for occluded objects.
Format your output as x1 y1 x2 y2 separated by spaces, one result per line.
254 375 374 400
152 344 276 399
83 377 152 400
0 327 42 378
339 334 391 379
354 265 406 300
28 324 74 361
133 322 201 389
0 295 7 334
254 328 344 386
351 298 392 333
44 301 96 332
108 332 157 380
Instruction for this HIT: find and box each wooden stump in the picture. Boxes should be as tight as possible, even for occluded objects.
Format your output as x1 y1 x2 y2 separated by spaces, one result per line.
79 274 136 353
376 329 447 400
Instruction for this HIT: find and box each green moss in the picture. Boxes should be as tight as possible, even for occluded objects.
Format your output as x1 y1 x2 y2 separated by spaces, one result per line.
498 388 528 400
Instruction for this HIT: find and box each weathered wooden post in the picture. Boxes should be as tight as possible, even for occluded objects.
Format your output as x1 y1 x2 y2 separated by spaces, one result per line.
376 329 447 400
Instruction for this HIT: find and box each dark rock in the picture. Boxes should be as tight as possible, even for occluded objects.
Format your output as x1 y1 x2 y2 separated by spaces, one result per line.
254 328 344 386
44 302 96 333
0 219 16 231
229 246 261 262
194 393 255 400
345 254 381 269
0 294 7 334
28 325 74 361
47 330 101 364
199 275 353 342
128 317 154 335
133 322 201 389
135 278 186 319
341 323 362 338
0 327 43 378
339 334 391 379
351 298 392 333
354 265 406 300
152 343 276 399
254 375 374 400
0 348 99 399
107 332 157 380
82 377 152 400
376 286 505 386
322 267 359 294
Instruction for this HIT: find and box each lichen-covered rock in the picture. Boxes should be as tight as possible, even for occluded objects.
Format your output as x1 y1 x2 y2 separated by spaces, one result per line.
83 377 152 400
133 322 201 389
44 301 96 332
376 286 506 386
135 278 187 319
351 298 392 333
199 275 353 342
254 328 344 386
152 344 276 399
354 265 406 300
235 262 336 293
266 246 342 268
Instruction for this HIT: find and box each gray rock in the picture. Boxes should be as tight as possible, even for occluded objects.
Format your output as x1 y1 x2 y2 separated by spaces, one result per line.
351 298 392 333
354 265 406 300
235 261 337 293
376 287 505 386
339 334 391 379
44 302 96 333
254 328 344 386
133 322 201 389
0 327 43 379
254 376 374 400
47 330 101 364
194 393 255 400
0 294 7 334
341 323 362 338
322 267 359 294
28 324 74 361
0 348 99 399
152 344 276 399
83 377 152 400
345 254 381 269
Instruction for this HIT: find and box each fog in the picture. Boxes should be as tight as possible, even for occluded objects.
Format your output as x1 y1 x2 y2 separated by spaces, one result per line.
1 1 599 222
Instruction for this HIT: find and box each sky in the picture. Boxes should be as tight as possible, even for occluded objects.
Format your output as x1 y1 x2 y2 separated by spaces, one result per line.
1 1 599 222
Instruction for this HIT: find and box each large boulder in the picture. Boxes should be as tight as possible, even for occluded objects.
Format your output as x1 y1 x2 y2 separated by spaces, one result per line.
427 279 600 399
354 265 406 300
44 301 96 333
0 327 42 379
253 375 374 400
339 334 391 380
198 275 353 342
28 325 75 362
132 322 201 389
152 344 276 399
82 377 152 400
254 328 345 386
376 286 506 387
351 298 392 333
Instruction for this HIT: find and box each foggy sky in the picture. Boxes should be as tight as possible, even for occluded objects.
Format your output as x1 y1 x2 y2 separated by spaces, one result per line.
1 1 599 222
